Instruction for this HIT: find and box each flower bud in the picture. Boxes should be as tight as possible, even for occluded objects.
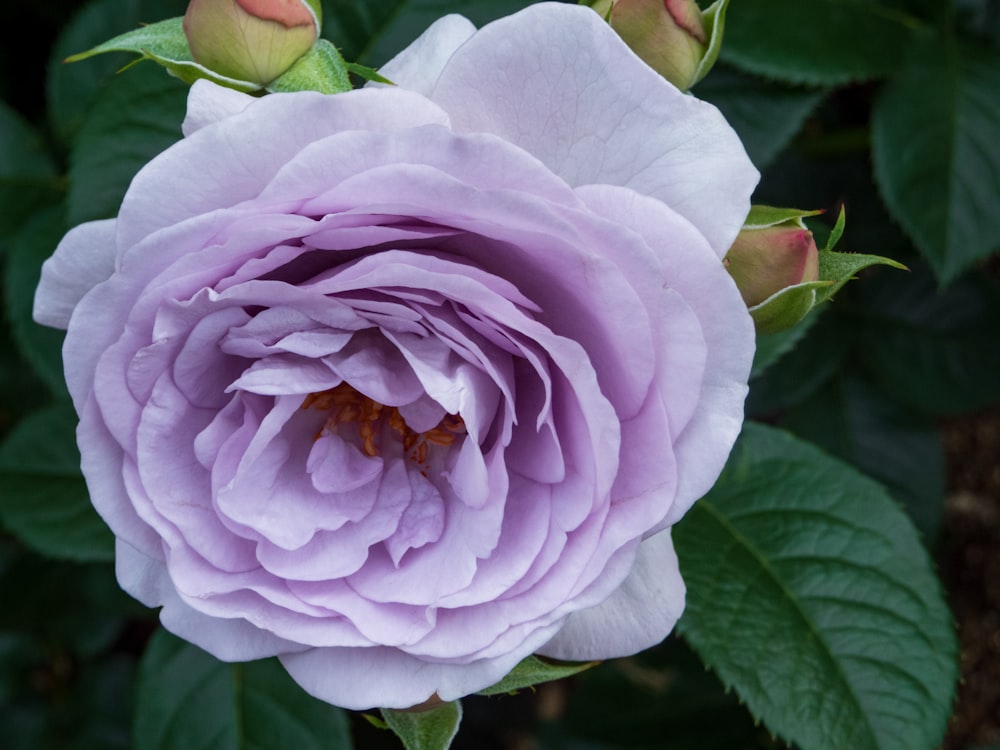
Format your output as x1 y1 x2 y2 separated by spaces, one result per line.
184 0 319 86
725 221 820 308
588 0 712 90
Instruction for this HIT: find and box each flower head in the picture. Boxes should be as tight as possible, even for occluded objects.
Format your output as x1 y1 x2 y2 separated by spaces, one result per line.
35 3 756 710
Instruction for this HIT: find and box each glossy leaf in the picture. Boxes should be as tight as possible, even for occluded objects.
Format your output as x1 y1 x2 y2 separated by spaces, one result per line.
135 629 353 750
674 422 958 750
872 38 1000 282
0 100 60 240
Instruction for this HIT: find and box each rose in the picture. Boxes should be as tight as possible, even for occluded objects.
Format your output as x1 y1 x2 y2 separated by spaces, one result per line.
33 3 756 709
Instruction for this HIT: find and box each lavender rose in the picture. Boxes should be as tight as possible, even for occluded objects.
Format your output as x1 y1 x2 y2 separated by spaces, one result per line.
33 3 756 709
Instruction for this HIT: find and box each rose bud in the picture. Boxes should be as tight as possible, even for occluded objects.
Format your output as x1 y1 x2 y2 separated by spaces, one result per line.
183 0 320 85
724 217 820 308
587 0 712 90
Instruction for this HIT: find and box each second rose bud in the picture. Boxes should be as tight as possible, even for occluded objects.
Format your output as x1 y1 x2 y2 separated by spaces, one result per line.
184 0 321 85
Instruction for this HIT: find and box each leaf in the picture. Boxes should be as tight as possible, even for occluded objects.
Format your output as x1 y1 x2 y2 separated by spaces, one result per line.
853 261 1000 414
476 655 597 696
0 403 114 562
322 0 534 66
695 67 827 167
720 0 919 85
781 375 945 541
134 629 353 750
382 701 462 750
0 100 61 240
3 205 69 395
68 62 187 224
674 422 958 750
872 37 1000 283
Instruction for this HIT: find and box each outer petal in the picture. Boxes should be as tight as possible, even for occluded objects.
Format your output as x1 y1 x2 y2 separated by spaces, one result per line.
182 80 255 135
537 530 684 660
33 219 117 329
374 14 477 96
280 622 562 710
428 2 758 256
116 539 308 661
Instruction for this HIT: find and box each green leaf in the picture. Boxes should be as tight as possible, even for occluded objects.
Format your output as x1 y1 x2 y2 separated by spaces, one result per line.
4 206 69 395
781 375 945 541
135 629 353 750
267 39 352 94
382 701 462 750
68 63 187 224
322 0 533 66
747 280 830 335
853 261 1000 414
476 655 597 696
674 422 958 750
872 37 1000 283
720 0 920 84
0 100 61 240
0 404 114 562
697 68 827 167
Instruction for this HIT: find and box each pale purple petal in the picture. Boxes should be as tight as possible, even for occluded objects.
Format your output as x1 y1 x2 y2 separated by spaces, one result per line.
373 14 477 97
34 219 117 329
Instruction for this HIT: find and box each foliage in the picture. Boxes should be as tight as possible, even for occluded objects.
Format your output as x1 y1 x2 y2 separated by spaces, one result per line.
2 0 991 748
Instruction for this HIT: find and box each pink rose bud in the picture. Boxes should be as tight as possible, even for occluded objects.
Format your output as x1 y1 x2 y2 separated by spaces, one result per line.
724 220 820 308
589 0 710 90
184 0 319 85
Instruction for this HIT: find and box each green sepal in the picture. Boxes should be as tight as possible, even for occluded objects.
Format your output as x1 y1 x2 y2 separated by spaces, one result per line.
347 62 395 86
476 655 598 696
814 249 907 305
824 203 847 251
302 0 323 28
748 280 833 335
382 701 462 750
266 39 351 94
691 0 730 87
743 204 825 230
64 17 261 93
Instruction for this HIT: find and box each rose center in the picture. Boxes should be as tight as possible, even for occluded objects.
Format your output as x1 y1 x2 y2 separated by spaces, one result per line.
301 383 465 471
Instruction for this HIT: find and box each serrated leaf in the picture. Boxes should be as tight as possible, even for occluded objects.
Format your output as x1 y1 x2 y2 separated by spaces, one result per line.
720 0 919 84
674 422 958 750
814 248 906 304
382 701 462 750
0 404 113 562
135 629 353 750
854 261 1000 414
781 375 945 541
68 63 186 224
267 39 352 94
872 37 1000 283
4 206 69 395
696 68 827 167
477 655 596 696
